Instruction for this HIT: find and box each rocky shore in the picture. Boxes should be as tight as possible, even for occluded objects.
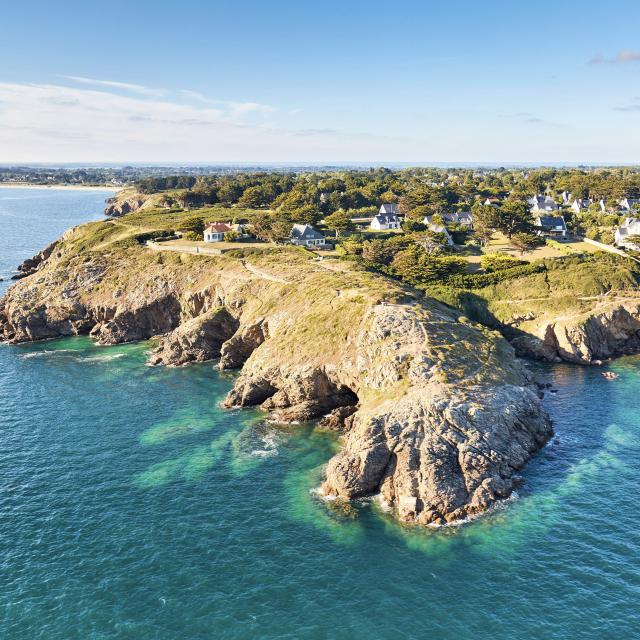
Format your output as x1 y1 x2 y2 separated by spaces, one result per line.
0 220 556 525
507 303 640 364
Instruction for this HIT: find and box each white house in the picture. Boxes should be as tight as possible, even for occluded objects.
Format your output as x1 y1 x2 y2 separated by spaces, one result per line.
535 215 567 238
370 203 401 230
529 195 559 213
619 198 640 212
483 197 501 207
203 222 232 242
427 223 454 246
615 217 640 249
290 224 326 247
570 198 593 213
427 211 473 229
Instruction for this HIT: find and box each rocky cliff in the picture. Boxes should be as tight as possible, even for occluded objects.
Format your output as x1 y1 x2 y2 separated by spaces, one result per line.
436 255 640 365
104 188 158 218
0 219 553 525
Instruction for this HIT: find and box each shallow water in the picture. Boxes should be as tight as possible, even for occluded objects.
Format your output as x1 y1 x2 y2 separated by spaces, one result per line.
1 189 639 639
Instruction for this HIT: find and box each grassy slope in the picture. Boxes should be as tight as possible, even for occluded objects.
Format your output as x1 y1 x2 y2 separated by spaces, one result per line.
430 255 640 333
32 205 526 395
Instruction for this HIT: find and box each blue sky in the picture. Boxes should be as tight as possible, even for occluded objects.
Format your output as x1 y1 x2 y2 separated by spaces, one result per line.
2 0 640 164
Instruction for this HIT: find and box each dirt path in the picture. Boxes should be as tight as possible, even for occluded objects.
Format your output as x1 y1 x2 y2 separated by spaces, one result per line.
241 261 290 284
499 293 640 304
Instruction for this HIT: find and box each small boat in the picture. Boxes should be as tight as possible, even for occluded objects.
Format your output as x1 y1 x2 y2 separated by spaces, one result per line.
601 371 619 380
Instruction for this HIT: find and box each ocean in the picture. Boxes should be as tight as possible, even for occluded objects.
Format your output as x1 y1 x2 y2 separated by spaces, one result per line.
0 188 638 639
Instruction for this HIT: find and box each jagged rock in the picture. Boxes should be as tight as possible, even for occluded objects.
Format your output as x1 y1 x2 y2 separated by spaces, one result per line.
322 384 551 525
510 303 640 364
0 222 556 525
12 239 60 279
219 320 268 369
90 295 182 344
148 307 239 366
318 405 358 431
104 197 146 218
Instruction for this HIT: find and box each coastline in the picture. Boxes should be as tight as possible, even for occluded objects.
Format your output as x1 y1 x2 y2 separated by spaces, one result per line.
0 183 120 192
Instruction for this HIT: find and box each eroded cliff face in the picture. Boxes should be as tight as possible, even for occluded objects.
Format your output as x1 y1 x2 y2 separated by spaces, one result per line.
0 221 553 525
507 301 640 364
442 257 640 365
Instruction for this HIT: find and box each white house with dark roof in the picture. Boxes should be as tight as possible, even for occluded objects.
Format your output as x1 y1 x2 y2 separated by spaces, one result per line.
529 195 559 213
203 222 232 242
570 198 593 213
615 217 640 249
370 203 401 230
535 215 567 238
423 211 473 229
619 198 640 212
290 223 326 247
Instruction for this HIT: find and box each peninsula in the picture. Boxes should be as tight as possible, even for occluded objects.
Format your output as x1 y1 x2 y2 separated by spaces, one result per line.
4 166 640 525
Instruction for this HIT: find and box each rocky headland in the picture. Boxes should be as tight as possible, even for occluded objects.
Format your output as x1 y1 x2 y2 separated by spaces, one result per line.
0 217 563 525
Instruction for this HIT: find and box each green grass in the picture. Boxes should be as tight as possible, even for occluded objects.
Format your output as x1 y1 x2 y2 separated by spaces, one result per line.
120 205 267 232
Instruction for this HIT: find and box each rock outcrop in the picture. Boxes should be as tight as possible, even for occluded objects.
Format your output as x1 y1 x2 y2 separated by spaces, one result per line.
11 239 61 279
148 307 239 366
104 196 146 218
441 255 640 365
508 302 640 364
0 221 554 525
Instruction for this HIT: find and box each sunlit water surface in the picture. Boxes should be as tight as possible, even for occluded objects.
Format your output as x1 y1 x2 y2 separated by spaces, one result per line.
1 188 639 639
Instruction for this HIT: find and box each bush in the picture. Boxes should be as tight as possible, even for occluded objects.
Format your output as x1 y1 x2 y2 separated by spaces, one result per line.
480 253 527 272
445 263 545 289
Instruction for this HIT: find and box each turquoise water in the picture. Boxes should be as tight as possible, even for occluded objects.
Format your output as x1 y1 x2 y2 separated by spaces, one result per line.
1 190 640 639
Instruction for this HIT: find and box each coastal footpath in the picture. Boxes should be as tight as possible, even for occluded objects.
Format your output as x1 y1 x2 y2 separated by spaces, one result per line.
0 218 554 525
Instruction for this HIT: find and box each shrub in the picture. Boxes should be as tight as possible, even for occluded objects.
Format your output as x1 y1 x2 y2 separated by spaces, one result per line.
480 253 527 272
444 263 546 289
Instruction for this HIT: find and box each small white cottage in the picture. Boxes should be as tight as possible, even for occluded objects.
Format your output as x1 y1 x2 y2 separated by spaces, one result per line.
203 222 232 242
370 203 401 230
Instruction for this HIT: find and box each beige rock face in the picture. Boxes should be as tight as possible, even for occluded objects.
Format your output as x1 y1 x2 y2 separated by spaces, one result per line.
510 302 640 364
0 228 554 525
222 303 553 524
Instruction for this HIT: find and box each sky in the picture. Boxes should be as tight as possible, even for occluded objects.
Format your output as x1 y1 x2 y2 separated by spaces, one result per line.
1 0 640 165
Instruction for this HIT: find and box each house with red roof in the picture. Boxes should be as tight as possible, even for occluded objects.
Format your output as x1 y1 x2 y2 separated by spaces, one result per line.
203 222 232 243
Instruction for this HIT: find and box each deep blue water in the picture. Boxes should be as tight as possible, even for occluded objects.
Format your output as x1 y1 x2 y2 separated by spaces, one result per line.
1 188 639 639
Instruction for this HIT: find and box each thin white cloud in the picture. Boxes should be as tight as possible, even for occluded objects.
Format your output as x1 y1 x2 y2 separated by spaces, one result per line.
590 50 640 64
179 89 275 115
0 80 402 162
61 75 166 97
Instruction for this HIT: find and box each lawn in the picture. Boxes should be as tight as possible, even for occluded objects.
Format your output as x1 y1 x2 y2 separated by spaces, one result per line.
459 232 605 269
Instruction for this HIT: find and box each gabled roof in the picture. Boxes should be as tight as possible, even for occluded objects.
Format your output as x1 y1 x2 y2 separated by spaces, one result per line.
617 218 640 236
445 211 472 224
379 203 398 215
373 214 399 225
536 215 566 229
204 222 232 233
291 223 325 240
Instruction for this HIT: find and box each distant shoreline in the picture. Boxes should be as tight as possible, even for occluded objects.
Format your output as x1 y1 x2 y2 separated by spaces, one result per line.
0 183 120 192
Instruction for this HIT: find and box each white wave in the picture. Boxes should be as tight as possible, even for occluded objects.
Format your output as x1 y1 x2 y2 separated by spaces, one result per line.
250 448 278 458
20 349 77 359
249 429 280 457
82 353 126 363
